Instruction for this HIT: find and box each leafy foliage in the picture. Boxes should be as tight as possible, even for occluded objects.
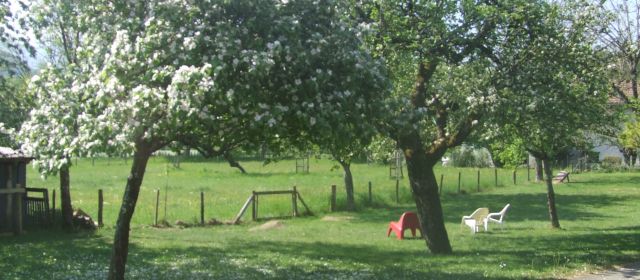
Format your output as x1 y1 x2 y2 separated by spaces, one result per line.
489 138 527 168
0 75 31 147
492 0 610 160
619 120 640 150
0 0 34 147
0 0 33 79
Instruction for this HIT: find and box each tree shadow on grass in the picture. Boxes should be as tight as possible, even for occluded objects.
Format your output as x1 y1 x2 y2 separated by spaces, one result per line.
0 229 112 279
468 225 640 270
350 193 633 225
125 239 515 280
127 224 639 280
0 228 504 279
444 193 631 223
1 223 639 279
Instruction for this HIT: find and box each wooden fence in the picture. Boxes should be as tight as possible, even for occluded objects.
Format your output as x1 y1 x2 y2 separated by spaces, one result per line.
25 188 50 227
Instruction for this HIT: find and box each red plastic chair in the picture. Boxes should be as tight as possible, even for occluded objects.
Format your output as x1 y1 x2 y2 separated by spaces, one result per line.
387 211 421 240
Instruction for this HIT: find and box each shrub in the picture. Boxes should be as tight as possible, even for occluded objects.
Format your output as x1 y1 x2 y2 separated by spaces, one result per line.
600 156 623 172
601 156 622 166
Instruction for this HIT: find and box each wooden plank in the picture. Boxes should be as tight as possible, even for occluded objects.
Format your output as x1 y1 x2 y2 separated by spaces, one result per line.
232 195 254 224
253 190 295 195
297 193 313 216
553 172 570 183
42 188 50 222
0 188 26 194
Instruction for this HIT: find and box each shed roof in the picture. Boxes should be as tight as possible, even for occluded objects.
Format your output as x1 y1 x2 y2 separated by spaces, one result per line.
0 147 33 163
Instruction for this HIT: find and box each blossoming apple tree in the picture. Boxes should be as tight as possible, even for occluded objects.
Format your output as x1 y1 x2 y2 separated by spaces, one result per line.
20 0 388 279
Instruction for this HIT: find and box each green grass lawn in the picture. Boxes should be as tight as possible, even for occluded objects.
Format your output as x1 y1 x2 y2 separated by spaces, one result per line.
1 157 638 279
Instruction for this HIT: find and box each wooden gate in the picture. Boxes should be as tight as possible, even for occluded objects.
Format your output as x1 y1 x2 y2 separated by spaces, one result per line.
25 188 50 227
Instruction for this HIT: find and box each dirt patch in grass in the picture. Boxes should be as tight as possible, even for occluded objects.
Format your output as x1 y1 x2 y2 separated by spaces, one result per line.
321 215 354 222
249 220 285 231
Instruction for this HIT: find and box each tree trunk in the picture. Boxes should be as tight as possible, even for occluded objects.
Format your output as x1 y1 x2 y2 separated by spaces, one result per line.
621 148 631 166
542 159 561 228
223 152 246 174
535 157 544 182
108 144 152 280
339 160 356 211
401 138 452 254
59 165 73 229
631 65 638 99
628 149 638 167
486 146 502 168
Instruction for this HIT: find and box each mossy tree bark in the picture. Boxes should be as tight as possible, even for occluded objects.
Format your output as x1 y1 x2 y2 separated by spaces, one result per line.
108 141 155 280
535 157 544 182
542 159 561 228
338 160 356 211
59 165 73 229
400 132 452 253
223 152 246 174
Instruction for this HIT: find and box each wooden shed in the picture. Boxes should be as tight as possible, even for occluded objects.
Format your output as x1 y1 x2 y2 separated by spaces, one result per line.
0 147 32 234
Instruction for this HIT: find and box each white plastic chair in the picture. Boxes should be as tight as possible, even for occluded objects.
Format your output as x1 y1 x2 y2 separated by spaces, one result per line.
484 204 511 231
461 208 489 234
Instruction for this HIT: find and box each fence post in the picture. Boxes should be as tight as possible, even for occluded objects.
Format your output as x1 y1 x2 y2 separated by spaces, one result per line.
155 189 160 226
164 186 168 221
5 180 12 233
494 168 498 187
98 189 104 228
513 170 517 185
16 184 22 234
52 189 56 221
252 191 257 221
330 185 337 212
368 181 372 203
439 174 444 194
292 186 298 217
395 179 399 203
200 191 204 225
458 172 461 193
477 170 480 192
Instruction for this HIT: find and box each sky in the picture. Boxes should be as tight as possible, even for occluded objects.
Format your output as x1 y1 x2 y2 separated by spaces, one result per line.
9 0 46 70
